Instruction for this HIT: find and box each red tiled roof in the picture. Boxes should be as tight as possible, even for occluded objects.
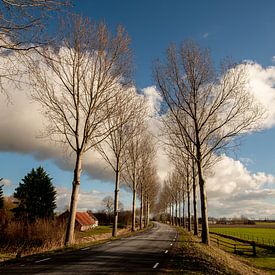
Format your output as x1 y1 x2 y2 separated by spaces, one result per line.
75 212 95 226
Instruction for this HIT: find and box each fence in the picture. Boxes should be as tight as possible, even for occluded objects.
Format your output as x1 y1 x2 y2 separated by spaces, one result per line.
210 229 275 246
210 233 256 256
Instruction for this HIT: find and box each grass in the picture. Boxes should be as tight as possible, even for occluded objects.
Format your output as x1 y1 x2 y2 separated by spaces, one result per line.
210 227 275 246
209 228 275 273
0 223 153 264
76 225 112 238
167 227 265 274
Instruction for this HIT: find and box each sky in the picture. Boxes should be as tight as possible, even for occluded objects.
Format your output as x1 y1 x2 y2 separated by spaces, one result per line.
2 0 275 218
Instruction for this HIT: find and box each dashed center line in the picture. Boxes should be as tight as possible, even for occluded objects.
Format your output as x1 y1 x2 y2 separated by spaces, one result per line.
153 262 159 269
165 250 168 254
81 247 90 251
170 243 173 246
35 257 51 263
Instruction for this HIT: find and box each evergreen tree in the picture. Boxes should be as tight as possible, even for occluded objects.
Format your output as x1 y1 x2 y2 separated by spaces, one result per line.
0 178 4 209
13 167 56 222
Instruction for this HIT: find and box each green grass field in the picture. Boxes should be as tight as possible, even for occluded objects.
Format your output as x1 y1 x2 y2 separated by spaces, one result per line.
210 227 275 246
76 225 112 239
209 225 275 273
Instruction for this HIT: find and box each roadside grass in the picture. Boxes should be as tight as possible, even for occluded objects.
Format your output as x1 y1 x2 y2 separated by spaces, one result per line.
0 223 153 265
248 250 275 274
169 227 267 275
76 225 113 238
210 227 275 246
209 231 275 273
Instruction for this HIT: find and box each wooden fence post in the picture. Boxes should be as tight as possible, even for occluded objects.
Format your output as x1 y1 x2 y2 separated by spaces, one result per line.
252 241 256 257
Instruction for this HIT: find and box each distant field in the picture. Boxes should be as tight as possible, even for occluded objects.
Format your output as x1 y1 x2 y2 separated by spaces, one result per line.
210 227 275 246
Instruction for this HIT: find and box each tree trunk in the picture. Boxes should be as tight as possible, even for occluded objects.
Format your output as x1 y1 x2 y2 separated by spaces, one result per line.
131 183 136 232
65 152 82 245
171 202 174 225
182 192 185 228
195 128 209 244
146 196 150 226
192 160 198 236
170 203 173 225
139 184 143 230
112 163 120 237
178 192 181 226
197 161 209 244
187 185 191 232
175 198 178 226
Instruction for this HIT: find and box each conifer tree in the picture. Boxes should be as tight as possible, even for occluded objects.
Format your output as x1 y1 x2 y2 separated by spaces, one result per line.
13 167 56 222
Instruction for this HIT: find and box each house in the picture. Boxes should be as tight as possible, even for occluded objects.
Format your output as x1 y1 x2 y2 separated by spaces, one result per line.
58 210 98 231
87 210 99 227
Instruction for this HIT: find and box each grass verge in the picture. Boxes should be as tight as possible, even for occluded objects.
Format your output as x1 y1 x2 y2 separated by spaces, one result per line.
0 223 153 266
166 227 268 274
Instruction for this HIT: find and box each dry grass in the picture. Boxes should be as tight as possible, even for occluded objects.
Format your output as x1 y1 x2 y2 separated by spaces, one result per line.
0 219 66 259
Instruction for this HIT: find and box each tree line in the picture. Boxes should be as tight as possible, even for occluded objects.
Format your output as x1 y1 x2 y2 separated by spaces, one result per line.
0 1 263 247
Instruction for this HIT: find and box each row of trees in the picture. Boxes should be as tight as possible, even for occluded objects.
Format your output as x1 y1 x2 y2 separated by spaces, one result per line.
0 1 263 248
155 41 263 244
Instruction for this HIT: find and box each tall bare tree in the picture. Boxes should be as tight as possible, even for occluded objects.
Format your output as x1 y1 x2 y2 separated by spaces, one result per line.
96 91 147 236
0 0 68 50
154 40 263 244
27 15 132 245
123 123 150 232
136 134 156 229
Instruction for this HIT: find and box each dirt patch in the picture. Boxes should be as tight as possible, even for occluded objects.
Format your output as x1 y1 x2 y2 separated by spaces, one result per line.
165 228 268 274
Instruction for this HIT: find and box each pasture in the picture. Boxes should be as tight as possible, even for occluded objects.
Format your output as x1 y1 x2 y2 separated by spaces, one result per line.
209 222 275 273
210 227 275 246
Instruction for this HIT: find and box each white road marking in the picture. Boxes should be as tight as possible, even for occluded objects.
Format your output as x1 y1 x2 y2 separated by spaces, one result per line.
173 239 176 241
165 250 168 254
35 257 51 263
170 243 173 246
153 262 159 269
20 264 25 267
81 247 90 251
106 241 111 244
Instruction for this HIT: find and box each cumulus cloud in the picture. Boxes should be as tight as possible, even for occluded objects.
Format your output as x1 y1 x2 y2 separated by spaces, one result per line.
206 155 275 218
2 51 275 218
245 62 275 128
55 186 111 213
142 86 162 115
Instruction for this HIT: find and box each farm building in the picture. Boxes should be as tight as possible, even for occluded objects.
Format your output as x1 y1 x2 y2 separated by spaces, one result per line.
58 210 98 231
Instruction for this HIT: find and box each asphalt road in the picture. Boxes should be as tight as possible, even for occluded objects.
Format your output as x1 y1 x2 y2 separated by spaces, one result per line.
0 222 178 274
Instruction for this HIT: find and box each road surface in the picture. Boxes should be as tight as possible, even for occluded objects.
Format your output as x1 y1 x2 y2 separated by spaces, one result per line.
0 222 177 274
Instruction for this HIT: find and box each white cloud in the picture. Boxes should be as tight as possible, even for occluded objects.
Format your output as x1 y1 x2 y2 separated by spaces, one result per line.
206 155 275 218
245 62 275 128
202 32 209 38
271 56 275 64
55 187 111 213
142 86 162 115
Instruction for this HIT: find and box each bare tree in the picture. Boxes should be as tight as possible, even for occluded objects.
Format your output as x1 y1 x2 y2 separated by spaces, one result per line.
96 91 147 236
154 40 263 244
27 15 132 245
0 0 69 50
123 123 150 232
136 134 157 229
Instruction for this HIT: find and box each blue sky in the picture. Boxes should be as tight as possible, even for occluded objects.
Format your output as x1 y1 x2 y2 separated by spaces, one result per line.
2 0 275 217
